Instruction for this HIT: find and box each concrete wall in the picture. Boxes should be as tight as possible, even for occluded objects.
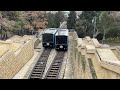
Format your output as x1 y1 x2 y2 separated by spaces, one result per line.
0 36 34 79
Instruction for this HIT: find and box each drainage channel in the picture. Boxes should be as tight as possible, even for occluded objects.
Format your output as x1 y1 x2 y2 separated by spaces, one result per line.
44 51 65 79
29 49 52 79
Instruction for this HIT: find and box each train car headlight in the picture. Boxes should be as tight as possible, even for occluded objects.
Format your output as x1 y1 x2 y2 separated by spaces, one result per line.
46 43 49 46
60 45 63 49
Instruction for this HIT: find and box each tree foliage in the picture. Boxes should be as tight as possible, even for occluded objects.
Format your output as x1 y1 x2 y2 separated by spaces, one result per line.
75 11 97 38
1 11 20 21
47 11 65 28
67 11 76 29
47 13 55 28
98 11 120 38
0 11 48 40
75 11 120 40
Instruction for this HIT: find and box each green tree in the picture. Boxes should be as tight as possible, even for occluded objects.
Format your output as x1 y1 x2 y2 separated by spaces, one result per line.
67 11 76 29
1 11 20 21
47 11 65 28
96 11 120 40
47 13 55 28
75 19 85 38
75 11 97 38
54 11 65 28
54 12 60 28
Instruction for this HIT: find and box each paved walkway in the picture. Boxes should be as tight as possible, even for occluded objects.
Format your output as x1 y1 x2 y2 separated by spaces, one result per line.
63 35 74 79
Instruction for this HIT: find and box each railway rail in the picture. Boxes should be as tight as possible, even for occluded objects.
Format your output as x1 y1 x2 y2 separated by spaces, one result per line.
29 49 51 79
44 51 65 79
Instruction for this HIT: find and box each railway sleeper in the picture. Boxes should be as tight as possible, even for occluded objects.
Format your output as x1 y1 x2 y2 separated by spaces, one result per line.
33 70 44 73
50 68 59 71
41 55 50 57
31 74 43 77
31 73 41 76
46 77 57 79
37 61 46 63
32 71 43 73
38 57 47 59
47 74 58 77
30 77 42 79
32 72 42 74
48 73 58 75
54 60 63 63
38 61 47 63
30 75 42 77
51 65 60 67
33 68 44 70
33 69 44 71
34 68 44 70
53 63 61 65
34 67 44 69
49 70 59 73
53 62 61 64
52 66 61 68
35 65 45 67
50 67 59 69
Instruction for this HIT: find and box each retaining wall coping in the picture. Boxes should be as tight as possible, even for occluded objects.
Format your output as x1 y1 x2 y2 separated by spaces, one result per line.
97 49 120 66
77 38 83 47
92 38 102 48
86 45 96 54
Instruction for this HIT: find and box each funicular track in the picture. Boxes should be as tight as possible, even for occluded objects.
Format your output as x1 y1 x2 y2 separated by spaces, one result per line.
29 49 52 79
44 51 65 79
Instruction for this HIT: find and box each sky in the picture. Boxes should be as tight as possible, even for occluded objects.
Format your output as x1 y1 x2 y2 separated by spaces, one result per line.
46 11 82 17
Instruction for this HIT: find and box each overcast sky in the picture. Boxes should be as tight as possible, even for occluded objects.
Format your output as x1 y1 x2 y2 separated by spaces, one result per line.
46 11 82 14
46 11 82 17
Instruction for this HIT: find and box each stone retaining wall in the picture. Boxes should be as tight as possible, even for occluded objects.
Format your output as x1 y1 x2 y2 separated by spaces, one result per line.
0 36 34 79
72 32 120 79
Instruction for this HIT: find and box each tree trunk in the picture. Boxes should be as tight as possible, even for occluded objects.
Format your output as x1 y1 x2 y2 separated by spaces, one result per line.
6 32 8 39
3 34 5 40
0 33 2 39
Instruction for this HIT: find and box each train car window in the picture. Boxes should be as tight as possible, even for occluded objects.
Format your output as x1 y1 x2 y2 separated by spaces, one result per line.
43 34 53 42
56 36 67 44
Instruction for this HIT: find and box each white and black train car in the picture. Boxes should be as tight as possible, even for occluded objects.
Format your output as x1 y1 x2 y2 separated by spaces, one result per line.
55 29 68 51
42 28 58 48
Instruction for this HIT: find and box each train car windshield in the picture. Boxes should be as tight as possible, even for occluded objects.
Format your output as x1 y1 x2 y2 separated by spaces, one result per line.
56 36 67 44
43 34 53 42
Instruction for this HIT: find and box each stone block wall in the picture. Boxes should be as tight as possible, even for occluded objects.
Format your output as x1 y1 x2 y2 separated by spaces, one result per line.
0 36 34 79
72 32 120 79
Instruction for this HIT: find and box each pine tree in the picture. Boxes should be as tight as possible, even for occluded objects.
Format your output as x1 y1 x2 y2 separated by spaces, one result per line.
77 11 97 37
54 12 60 28
67 11 76 29
47 13 55 28
54 11 65 28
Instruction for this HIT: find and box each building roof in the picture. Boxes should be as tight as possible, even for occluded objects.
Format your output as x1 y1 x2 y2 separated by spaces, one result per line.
56 29 68 36
43 28 58 34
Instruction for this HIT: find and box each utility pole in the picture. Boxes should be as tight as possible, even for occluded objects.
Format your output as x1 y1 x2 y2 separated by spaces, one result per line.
94 16 96 38
92 16 96 38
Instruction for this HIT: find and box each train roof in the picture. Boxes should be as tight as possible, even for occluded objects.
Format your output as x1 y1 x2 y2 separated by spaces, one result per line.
43 28 58 34
55 29 68 36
